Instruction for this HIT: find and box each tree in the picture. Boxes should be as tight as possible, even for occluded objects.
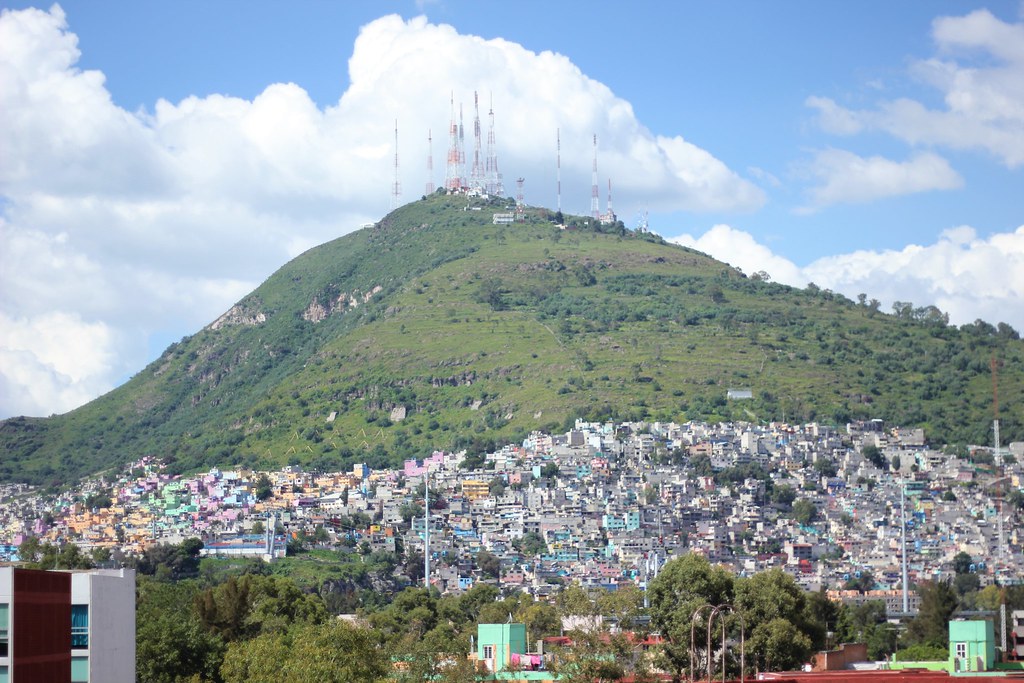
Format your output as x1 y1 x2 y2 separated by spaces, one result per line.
558 583 597 623
791 498 818 526
548 629 629 683
476 550 500 579
136 577 225 683
952 551 973 576
861 445 885 469
769 485 797 509
647 553 734 679
488 476 506 497
254 473 273 501
221 620 388 683
514 531 547 556
596 583 645 631
843 571 876 593
735 569 817 672
134 538 204 579
748 618 812 673
834 601 897 660
905 581 958 647
195 574 327 643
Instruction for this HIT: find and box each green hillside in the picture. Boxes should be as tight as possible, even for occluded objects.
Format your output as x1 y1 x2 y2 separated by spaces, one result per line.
2 193 1022 484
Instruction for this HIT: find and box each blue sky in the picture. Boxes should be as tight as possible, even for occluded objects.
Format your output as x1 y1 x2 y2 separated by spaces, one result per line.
1 1 1022 417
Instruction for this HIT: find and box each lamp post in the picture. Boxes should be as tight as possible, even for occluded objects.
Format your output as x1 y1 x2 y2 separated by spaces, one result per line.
689 604 717 682
708 605 745 683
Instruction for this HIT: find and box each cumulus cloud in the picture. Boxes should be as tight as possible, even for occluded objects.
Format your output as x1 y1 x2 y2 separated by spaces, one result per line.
797 149 962 211
668 224 1024 332
668 225 804 285
0 311 120 417
0 7 765 417
806 9 1024 167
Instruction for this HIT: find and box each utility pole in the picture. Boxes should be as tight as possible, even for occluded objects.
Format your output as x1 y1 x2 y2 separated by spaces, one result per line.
901 481 909 615
424 470 430 590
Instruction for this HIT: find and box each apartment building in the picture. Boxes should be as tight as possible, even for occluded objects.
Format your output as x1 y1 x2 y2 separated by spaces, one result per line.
0 567 134 683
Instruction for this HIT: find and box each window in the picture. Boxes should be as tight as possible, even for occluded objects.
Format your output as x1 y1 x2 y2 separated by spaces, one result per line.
483 645 494 660
71 604 89 649
0 603 8 658
955 642 967 659
71 656 89 683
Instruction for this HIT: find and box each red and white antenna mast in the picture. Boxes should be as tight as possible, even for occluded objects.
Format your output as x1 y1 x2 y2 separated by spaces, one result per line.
391 119 401 210
470 91 484 192
444 94 461 191
591 133 600 220
426 129 435 196
556 128 562 214
486 93 502 196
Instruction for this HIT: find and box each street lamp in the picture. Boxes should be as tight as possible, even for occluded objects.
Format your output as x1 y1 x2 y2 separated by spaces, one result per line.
708 605 745 683
690 604 717 682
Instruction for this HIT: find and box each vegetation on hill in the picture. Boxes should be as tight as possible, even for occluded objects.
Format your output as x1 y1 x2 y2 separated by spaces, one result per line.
1 192 1022 484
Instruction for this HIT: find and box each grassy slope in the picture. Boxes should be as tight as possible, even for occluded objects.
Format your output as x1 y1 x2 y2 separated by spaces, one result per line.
1 193 1022 484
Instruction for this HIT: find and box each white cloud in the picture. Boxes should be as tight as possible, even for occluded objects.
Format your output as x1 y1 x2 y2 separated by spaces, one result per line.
668 225 804 285
798 149 962 211
0 311 120 417
668 224 1024 332
806 9 1024 168
0 7 764 417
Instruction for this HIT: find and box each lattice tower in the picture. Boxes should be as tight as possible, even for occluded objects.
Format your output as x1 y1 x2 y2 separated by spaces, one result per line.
470 92 484 192
591 134 600 220
444 94 461 191
390 120 401 210
486 94 502 196
425 129 434 195
515 177 525 221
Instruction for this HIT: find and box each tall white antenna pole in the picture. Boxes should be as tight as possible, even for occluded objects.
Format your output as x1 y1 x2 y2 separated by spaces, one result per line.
391 120 401 210
424 471 430 590
901 481 909 614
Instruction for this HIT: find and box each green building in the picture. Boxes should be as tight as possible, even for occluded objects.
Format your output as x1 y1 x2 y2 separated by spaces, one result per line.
949 619 995 673
476 624 553 681
477 623 527 673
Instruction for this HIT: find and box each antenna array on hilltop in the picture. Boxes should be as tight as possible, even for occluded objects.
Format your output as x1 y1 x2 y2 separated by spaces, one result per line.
388 94 637 218
438 92 505 197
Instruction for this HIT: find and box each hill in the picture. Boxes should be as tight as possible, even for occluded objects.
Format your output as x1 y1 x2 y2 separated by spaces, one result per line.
1 193 1022 484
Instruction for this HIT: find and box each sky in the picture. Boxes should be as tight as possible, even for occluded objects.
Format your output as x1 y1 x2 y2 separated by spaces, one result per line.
1 1 1022 418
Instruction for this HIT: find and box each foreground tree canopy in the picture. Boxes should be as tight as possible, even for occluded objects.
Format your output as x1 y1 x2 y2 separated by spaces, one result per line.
132 545 1024 683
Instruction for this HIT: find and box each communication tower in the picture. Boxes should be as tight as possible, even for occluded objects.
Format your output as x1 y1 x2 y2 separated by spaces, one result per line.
390 120 401 211
425 129 434 196
515 177 525 221
444 94 461 191
636 207 649 233
470 92 484 193
485 94 503 196
591 134 600 220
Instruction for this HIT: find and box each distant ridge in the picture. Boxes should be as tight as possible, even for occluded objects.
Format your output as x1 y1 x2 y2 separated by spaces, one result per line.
1 193 1021 484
